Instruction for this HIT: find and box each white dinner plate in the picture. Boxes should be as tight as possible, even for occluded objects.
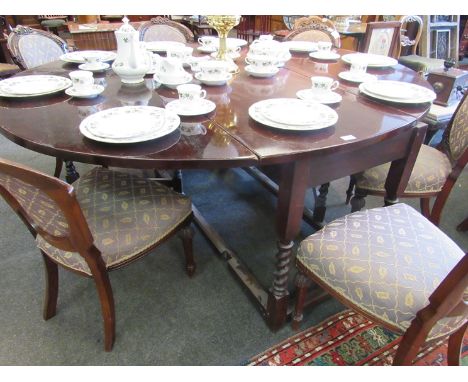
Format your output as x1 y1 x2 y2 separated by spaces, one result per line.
309 51 341 60
165 99 216 116
0 75 72 96
145 41 186 52
338 71 378 83
341 53 398 68
79 106 180 143
60 50 117 64
249 98 338 131
359 81 436 104
296 89 342 105
282 41 318 53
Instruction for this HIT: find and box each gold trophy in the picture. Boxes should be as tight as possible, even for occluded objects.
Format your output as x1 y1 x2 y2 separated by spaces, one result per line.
206 15 241 73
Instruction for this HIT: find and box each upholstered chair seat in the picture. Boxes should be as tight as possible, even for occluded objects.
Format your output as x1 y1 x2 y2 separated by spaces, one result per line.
355 144 452 194
31 168 191 275
398 55 445 75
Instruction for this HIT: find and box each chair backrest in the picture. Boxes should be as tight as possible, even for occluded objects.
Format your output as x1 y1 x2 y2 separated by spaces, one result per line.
138 16 194 43
398 15 423 56
293 16 336 30
360 21 402 59
7 25 67 69
440 92 468 166
237 16 272 42
0 158 95 256
283 25 341 48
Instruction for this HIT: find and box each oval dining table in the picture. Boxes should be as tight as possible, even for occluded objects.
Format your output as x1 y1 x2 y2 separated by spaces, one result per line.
0 45 432 331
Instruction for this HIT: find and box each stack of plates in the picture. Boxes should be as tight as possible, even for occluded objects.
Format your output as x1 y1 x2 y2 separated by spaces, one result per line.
341 53 398 68
359 80 436 104
0 75 72 98
248 98 338 131
60 50 117 64
79 106 180 143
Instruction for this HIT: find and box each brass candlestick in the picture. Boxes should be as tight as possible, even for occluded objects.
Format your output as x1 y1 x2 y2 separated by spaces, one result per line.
207 15 241 73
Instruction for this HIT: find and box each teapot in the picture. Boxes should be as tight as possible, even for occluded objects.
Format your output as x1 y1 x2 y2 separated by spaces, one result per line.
112 17 151 84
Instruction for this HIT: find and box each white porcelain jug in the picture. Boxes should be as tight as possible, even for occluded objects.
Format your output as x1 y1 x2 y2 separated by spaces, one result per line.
112 17 150 84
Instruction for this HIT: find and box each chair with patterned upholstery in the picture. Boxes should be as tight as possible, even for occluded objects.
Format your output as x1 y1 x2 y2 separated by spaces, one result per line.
349 92 468 226
138 16 194 43
283 23 341 48
397 15 445 75
293 16 336 30
293 203 467 365
7 25 68 70
0 159 196 351
360 20 402 59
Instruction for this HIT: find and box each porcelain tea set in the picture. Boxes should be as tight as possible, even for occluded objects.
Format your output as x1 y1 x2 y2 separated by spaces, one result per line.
296 75 343 105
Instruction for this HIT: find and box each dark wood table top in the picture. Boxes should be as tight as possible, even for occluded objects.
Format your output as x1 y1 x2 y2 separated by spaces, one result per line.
0 47 432 169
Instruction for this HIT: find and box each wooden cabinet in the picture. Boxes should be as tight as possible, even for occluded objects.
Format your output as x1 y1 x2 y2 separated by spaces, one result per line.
420 15 460 61
459 16 468 59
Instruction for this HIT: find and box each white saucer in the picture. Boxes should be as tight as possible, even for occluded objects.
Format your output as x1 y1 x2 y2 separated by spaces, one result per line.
78 62 110 72
153 73 193 89
197 46 217 53
245 65 279 78
65 84 105 98
296 89 342 104
165 99 216 116
338 71 378 83
309 51 341 60
195 72 232 86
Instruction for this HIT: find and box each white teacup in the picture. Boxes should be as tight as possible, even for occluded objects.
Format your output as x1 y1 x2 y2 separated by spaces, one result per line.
84 55 100 68
69 70 94 92
177 84 207 105
350 57 368 76
167 46 193 61
199 61 230 79
318 41 333 53
245 54 278 71
180 122 207 136
157 57 186 81
310 76 339 93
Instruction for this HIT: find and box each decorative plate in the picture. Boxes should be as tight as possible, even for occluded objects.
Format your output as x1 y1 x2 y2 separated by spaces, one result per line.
79 106 180 143
341 53 398 68
0 75 72 96
249 98 338 131
60 50 117 64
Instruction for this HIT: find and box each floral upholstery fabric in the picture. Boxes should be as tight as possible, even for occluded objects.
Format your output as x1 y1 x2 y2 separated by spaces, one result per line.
142 25 187 43
297 203 466 341
448 94 468 162
355 144 452 194
36 168 192 276
0 173 69 237
18 34 65 69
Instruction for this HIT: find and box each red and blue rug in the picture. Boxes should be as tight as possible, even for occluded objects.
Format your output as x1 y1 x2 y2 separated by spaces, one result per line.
247 310 468 366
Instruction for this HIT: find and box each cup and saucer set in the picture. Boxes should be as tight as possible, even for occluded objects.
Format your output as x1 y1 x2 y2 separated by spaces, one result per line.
78 55 110 72
296 76 342 105
244 55 279 78
65 70 105 99
338 55 378 83
165 84 216 116
194 61 232 86
153 57 193 89
309 41 341 61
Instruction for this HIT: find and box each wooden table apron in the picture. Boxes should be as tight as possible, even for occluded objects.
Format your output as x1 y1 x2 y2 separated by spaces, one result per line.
0 47 431 330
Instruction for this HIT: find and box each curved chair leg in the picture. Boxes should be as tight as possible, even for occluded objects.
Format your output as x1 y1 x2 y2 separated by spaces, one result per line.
86 256 115 352
53 158 63 178
447 321 467 366
393 318 429 365
179 223 196 277
429 176 458 226
345 175 356 205
292 272 311 331
41 251 58 320
419 197 431 218
350 187 367 212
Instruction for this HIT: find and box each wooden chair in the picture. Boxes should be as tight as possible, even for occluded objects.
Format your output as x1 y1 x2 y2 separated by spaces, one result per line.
349 92 468 226
293 203 467 365
293 16 336 30
283 24 341 48
138 16 194 43
237 15 272 42
398 15 445 75
0 159 196 351
360 21 402 59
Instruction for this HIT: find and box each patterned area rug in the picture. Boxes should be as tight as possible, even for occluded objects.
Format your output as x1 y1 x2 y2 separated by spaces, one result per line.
247 310 468 366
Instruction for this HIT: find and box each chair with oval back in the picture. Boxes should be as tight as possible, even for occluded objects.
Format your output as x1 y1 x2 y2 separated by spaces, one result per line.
138 16 194 43
349 92 468 226
0 159 196 351
283 23 341 48
293 16 336 30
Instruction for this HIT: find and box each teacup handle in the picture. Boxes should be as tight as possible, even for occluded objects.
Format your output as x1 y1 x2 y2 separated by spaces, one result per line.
233 46 241 53
245 57 252 65
199 125 207 135
330 80 339 91
200 89 207 99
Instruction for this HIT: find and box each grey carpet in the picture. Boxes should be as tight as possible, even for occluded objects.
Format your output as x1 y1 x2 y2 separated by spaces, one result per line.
0 133 466 365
